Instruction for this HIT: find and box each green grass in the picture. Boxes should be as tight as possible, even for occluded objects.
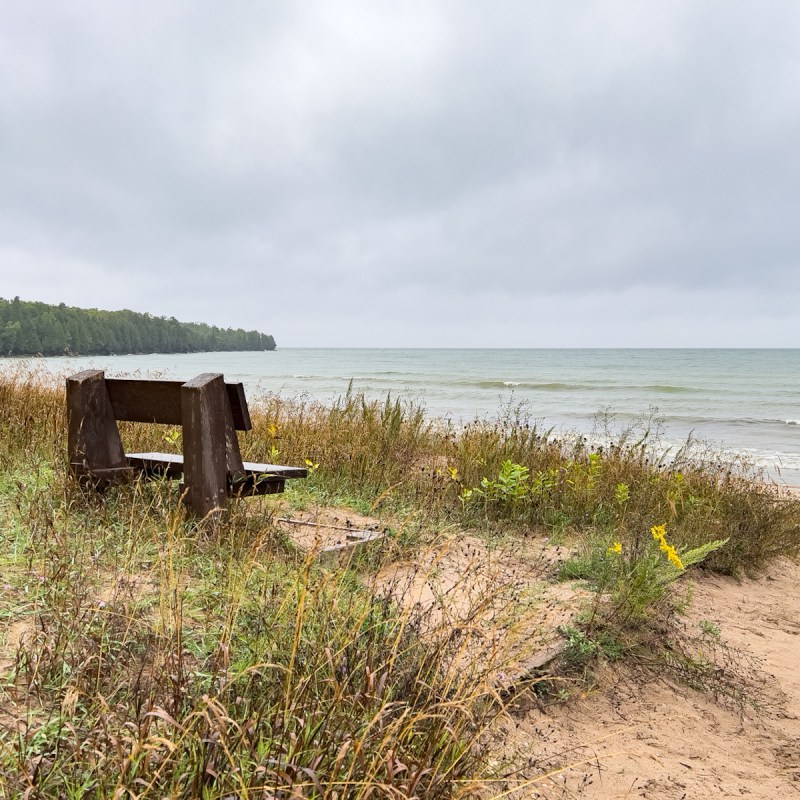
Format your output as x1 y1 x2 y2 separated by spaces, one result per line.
1 367 799 797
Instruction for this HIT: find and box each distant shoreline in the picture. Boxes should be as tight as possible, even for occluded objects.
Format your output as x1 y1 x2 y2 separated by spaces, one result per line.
0 349 277 359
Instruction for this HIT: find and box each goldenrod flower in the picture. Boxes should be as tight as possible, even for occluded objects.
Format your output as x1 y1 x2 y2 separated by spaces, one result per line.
650 524 667 541
649 524 684 570
606 541 622 555
666 548 684 570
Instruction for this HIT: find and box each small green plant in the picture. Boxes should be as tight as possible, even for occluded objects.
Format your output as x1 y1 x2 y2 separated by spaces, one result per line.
614 481 630 506
560 624 625 668
560 524 729 627
474 459 530 504
699 619 721 638
162 427 180 446
530 466 558 496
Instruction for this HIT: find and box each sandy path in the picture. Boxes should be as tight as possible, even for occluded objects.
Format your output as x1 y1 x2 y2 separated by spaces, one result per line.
496 558 800 798
293 514 800 796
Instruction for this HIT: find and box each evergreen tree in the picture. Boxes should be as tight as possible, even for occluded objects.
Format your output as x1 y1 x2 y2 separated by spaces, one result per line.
0 297 277 356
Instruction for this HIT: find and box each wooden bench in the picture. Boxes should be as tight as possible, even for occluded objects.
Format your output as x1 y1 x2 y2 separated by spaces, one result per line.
66 370 307 518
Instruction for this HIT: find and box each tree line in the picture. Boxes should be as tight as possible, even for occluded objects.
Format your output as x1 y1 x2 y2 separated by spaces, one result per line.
0 297 277 356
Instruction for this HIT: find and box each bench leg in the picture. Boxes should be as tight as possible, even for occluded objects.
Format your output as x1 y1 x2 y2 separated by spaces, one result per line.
181 373 229 519
66 370 129 489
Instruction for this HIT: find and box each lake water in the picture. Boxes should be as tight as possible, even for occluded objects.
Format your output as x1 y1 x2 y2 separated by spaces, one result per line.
5 348 800 485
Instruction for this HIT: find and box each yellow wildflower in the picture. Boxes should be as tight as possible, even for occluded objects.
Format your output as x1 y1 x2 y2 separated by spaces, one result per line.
666 548 684 570
650 524 667 542
606 541 622 555
649 524 684 570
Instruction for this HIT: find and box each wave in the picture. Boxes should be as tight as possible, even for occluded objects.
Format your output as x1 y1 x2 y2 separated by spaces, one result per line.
734 448 800 472
613 413 800 428
642 384 695 393
469 380 703 393
474 381 589 391
276 374 705 396
725 417 800 428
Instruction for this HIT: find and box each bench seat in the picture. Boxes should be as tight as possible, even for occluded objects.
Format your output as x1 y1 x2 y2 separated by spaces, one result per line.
126 452 308 496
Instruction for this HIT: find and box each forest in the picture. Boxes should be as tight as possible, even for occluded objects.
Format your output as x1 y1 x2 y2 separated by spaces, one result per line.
0 297 276 356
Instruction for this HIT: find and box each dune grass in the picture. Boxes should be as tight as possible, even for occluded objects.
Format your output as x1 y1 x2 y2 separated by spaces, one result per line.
0 376 505 798
243 385 800 575
1 367 799 797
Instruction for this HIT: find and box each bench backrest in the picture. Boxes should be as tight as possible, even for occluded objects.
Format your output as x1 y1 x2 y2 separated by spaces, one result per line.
105 378 251 430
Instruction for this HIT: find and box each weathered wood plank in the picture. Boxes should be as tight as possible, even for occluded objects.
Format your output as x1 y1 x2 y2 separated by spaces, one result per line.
240 461 308 479
181 373 229 518
107 379 183 425
107 379 252 430
221 382 246 481
226 382 252 431
126 452 306 480
230 473 286 496
125 452 185 479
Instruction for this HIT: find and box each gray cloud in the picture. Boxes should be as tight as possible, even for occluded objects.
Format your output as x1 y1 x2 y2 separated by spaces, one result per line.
1 1 798 346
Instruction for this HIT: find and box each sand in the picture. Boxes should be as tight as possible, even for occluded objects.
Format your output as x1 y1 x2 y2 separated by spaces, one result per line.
495 557 800 798
279 509 800 796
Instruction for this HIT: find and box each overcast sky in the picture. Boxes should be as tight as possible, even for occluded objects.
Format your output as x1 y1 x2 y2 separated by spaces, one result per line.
1 2 798 347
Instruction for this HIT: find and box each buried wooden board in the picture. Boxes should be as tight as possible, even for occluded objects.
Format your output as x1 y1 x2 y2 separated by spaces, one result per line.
276 509 389 567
